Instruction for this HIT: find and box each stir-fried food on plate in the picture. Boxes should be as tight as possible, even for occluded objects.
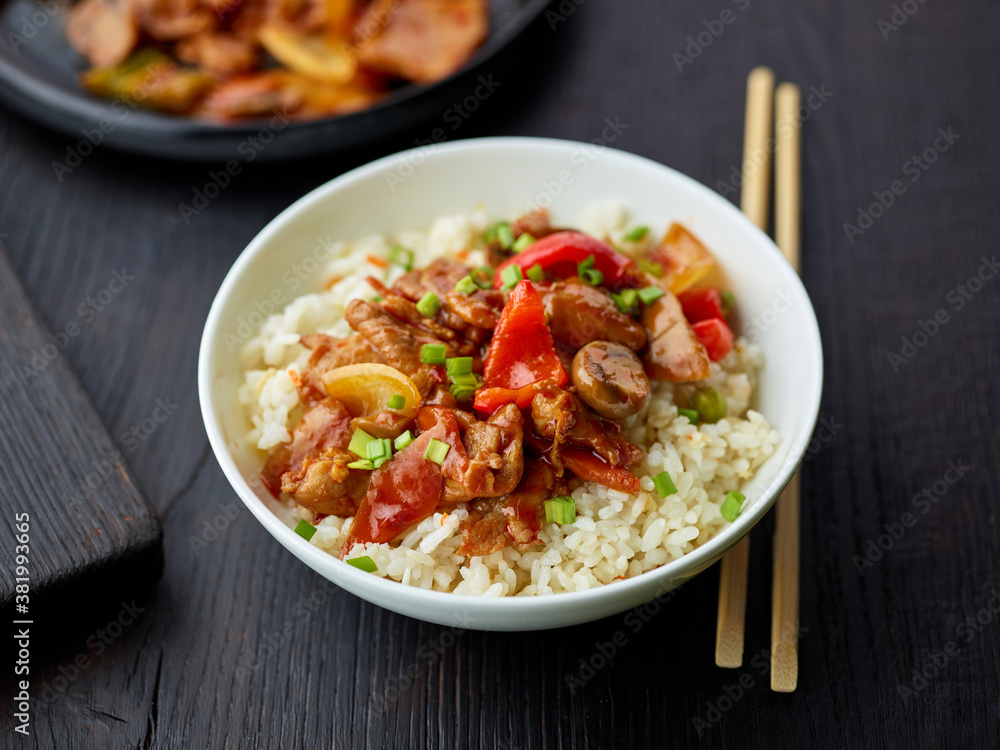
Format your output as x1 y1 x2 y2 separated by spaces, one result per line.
239 205 780 595
65 0 489 121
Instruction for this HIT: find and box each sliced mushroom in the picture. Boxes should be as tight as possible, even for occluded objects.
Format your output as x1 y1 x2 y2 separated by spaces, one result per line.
571 341 650 420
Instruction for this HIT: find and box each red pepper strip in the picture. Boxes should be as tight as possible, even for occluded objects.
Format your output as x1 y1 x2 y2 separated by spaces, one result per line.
561 449 641 495
494 231 636 290
691 318 734 361
678 288 726 324
339 425 445 558
475 280 566 413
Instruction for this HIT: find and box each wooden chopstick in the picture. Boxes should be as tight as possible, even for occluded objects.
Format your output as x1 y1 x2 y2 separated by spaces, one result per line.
715 66 774 669
770 82 803 692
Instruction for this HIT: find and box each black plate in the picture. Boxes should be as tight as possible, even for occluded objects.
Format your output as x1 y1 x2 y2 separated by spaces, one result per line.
0 0 550 161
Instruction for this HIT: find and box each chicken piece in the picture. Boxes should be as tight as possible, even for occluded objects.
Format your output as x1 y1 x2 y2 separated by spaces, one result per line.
354 0 488 83
259 397 354 496
530 380 642 470
391 261 501 333
279 448 367 516
176 32 260 78
393 257 471 302
297 333 386 404
196 71 304 120
458 461 564 557
444 289 504 330
543 278 647 351
641 289 712 382
66 0 139 68
134 0 216 41
511 209 557 241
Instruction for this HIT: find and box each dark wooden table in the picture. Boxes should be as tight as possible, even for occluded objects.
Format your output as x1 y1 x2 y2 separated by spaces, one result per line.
3 1 999 747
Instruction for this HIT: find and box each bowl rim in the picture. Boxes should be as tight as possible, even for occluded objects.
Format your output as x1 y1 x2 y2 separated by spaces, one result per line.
198 135 823 621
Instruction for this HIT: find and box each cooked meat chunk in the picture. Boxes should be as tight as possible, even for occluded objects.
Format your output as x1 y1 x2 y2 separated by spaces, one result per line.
260 397 354 496
641 289 711 382
391 261 501 334
66 0 139 68
393 257 471 301
444 289 504 330
176 32 259 77
297 333 385 403
458 461 564 557
511 209 557 241
280 449 367 516
571 341 650 419
135 0 215 41
543 279 647 351
354 0 488 83
530 380 642 470
197 72 303 120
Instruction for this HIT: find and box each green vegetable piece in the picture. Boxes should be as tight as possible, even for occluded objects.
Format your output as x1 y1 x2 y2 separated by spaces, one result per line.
293 519 316 541
526 263 545 282
500 264 523 290
512 233 536 252
692 388 727 424
423 438 451 464
393 430 414 451
419 344 447 365
638 285 664 304
454 275 479 295
624 226 650 242
416 292 441 317
720 491 746 522
389 245 414 271
346 555 378 573
348 428 376 457
678 408 699 424
387 394 406 410
652 471 678 498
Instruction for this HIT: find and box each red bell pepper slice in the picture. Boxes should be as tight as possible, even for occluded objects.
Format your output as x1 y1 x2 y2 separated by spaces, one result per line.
691 318 734 361
678 288 726 324
474 279 566 412
561 449 640 495
494 231 635 290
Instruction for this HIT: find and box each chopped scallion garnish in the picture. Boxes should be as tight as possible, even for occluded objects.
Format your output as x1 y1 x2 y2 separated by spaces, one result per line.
393 430 414 451
624 226 650 242
423 438 450 465
346 555 378 573
677 408 699 424
580 268 604 286
720 491 746 522
366 437 392 462
577 254 596 273
544 496 577 524
721 290 734 313
497 223 515 249
446 357 473 377
500 264 523 290
450 383 477 401
471 266 494 289
652 471 677 498
454 275 478 295
347 458 375 470
638 285 664 304
637 259 663 277
293 519 316 541
372 456 391 469
389 244 414 271
419 344 447 365
372 294 384 302
348 428 376 457
526 263 545 282
387 394 406 410
416 292 441 317
512 233 535 252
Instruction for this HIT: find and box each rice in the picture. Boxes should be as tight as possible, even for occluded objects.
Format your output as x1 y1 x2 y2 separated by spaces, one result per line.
238 204 780 596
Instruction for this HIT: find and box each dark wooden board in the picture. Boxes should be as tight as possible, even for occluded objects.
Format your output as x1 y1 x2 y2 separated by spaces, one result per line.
0 242 162 624
1 0 999 747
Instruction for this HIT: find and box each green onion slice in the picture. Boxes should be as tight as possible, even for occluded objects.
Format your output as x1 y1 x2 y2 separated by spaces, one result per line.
446 357 473 377
294 519 317 541
512 233 535 252
389 244 414 271
497 223 515 249
419 344 447 365
652 471 678 498
526 263 545 282
423 438 450 465
387 394 406 410
366 437 392 462
577 254 596 273
638 285 664 304
416 292 441 317
393 430 414 451
544 496 577 524
346 555 378 573
500 264 523 290
580 268 604 286
348 428 376 457
347 459 375 470
721 290 734 313
471 266 494 289
624 226 650 242
720 491 746 522
454 275 478 296
677 408 699 424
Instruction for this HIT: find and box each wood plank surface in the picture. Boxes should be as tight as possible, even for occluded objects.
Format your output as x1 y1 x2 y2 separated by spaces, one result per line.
1 0 998 747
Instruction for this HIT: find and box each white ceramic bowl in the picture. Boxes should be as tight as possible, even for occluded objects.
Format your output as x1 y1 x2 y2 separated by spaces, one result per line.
199 137 823 631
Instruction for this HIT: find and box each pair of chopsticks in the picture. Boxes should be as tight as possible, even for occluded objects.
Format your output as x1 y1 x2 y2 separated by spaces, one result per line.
715 67 802 693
